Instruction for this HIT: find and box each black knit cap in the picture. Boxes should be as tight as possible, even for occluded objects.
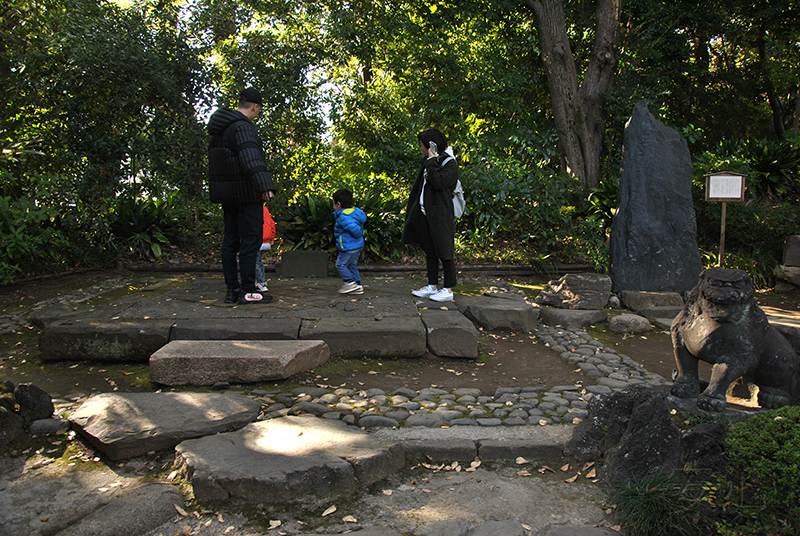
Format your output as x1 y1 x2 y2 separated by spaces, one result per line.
239 87 263 106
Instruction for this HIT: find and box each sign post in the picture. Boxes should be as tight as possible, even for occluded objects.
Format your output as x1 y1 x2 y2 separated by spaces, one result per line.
705 172 746 267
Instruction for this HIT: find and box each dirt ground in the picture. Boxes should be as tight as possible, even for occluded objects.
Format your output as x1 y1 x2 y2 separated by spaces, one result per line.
2 268 800 397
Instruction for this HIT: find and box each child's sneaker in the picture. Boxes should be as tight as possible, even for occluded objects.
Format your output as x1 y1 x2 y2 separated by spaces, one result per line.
338 281 358 294
238 292 273 304
429 288 454 302
255 282 269 292
350 285 364 295
411 284 438 298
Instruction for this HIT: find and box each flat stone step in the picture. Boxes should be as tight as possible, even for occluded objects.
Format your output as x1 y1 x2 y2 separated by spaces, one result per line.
170 318 301 340
456 294 539 333
68 392 261 460
421 309 478 358
300 316 426 358
39 320 173 362
149 340 330 386
175 415 404 507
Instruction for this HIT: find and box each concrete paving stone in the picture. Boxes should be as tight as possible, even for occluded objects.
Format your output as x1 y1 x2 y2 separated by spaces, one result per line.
300 316 426 359
450 418 479 426
149 339 330 385
416 520 475 536
175 416 404 507
55 483 182 536
421 309 479 358
68 392 260 460
402 438 477 463
476 418 502 426
503 417 528 426
39 320 173 362
478 439 563 461
170 318 301 340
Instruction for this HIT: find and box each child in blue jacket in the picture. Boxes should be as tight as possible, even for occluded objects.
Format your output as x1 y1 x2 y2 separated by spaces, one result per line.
333 188 367 295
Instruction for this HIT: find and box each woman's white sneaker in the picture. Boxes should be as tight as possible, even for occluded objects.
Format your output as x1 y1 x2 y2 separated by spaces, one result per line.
429 288 454 302
412 284 438 298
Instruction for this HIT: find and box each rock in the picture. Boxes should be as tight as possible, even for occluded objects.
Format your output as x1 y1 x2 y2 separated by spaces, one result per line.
609 314 651 334
609 99 702 294
534 273 612 310
149 339 330 385
300 317 426 359
29 417 69 436
618 290 684 312
456 294 538 333
358 415 400 429
68 392 261 460
174 416 404 507
14 383 54 425
39 320 173 362
0 406 23 452
538 308 608 330
54 483 183 536
421 309 479 358
782 235 800 266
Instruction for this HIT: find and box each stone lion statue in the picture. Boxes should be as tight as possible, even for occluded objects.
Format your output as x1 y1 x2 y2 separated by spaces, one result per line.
670 267 800 412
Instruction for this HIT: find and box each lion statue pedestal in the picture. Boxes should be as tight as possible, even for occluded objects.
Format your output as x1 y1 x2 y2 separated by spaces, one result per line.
670 267 800 412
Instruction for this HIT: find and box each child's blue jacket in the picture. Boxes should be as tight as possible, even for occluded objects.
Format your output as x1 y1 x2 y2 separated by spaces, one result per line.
334 207 367 251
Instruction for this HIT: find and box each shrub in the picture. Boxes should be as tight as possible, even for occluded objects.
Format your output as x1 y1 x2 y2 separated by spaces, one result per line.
715 406 800 535
108 195 181 261
0 196 69 283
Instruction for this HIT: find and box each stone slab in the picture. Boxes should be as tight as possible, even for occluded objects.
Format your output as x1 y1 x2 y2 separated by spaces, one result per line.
278 250 330 278
477 439 563 461
169 318 301 340
55 483 182 536
538 308 608 330
149 340 330 385
401 439 478 463
421 309 478 358
619 290 684 312
38 320 173 362
637 306 683 323
456 295 539 333
174 416 404 506
68 392 260 460
300 316 426 358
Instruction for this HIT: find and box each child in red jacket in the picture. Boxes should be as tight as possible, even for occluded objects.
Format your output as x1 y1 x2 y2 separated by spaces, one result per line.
255 206 276 292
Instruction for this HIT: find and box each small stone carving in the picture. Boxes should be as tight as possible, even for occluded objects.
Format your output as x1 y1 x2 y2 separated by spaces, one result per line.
671 267 800 412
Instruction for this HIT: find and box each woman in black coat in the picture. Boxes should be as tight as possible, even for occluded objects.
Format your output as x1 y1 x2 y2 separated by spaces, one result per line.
401 128 459 302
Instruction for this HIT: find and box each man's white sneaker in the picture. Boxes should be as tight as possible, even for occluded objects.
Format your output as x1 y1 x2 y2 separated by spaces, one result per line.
429 288 454 302
338 281 358 294
411 284 438 298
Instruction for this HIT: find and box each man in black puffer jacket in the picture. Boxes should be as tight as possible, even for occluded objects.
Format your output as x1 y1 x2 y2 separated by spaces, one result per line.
208 87 277 304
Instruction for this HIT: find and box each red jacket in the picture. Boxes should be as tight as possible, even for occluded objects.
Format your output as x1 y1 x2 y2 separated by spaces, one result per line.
262 206 276 245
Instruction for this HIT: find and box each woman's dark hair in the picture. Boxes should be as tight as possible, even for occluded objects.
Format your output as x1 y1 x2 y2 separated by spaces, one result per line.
333 188 354 208
418 128 448 151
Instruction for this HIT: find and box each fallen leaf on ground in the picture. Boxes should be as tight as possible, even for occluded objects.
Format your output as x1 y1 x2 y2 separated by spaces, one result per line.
167 470 178 481
582 462 595 471
382 489 393 495
224 527 235 534
322 506 337 517
516 470 532 476
538 466 555 474
564 474 579 483
343 515 357 523
522 524 532 531
515 457 530 465
174 504 189 517
560 464 570 472
268 520 281 529
586 468 597 479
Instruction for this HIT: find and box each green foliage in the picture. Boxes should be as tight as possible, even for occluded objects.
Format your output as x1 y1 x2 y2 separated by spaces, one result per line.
281 195 336 252
0 196 68 283
714 406 800 535
109 196 180 261
616 473 707 536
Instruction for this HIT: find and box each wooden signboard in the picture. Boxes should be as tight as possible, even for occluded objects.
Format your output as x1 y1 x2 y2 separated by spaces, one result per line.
704 172 746 267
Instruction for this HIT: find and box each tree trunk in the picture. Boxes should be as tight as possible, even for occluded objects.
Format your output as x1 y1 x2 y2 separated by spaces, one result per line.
527 0 620 188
